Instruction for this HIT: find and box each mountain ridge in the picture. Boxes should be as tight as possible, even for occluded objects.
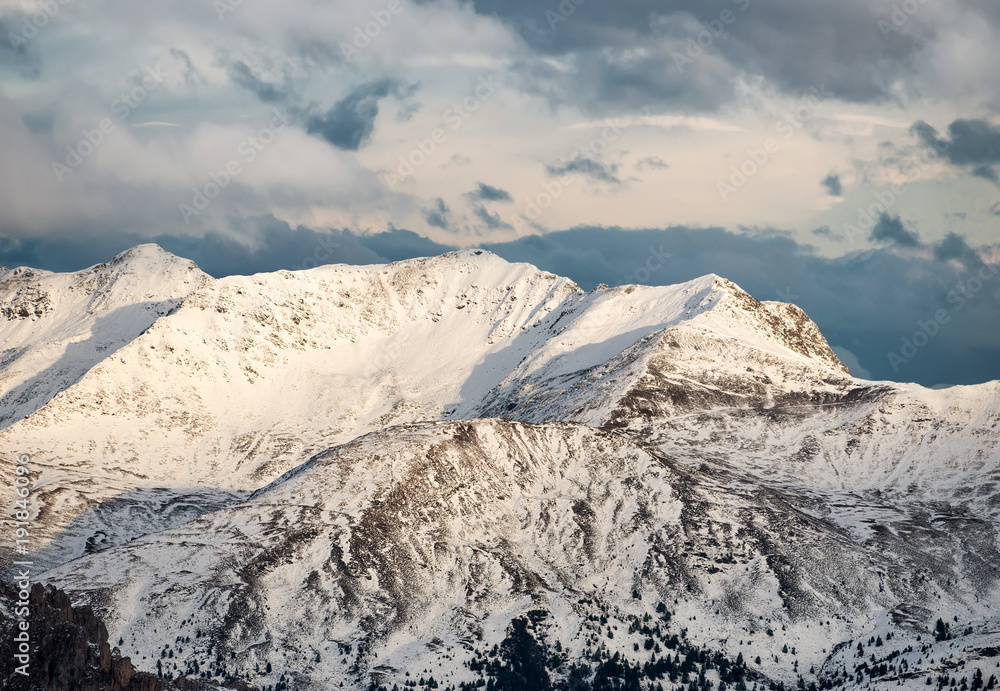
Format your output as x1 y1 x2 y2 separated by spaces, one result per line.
0 246 864 570
1 244 998 690
39 418 1000 690
0 243 209 429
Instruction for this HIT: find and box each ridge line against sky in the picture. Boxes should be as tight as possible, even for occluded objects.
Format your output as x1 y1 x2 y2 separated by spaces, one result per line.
1 0 998 386
1 221 998 390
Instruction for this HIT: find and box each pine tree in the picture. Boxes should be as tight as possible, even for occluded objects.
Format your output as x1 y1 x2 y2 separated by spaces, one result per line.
935 619 951 642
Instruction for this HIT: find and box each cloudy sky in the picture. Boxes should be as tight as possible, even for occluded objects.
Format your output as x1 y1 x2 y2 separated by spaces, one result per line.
1 0 999 386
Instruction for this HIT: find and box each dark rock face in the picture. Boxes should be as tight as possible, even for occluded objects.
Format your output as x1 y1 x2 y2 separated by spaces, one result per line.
0 284 52 321
0 583 251 691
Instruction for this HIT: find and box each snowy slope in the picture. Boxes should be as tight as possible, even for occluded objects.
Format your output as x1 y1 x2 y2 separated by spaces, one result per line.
4 248 999 567
627 377 1000 516
42 420 1000 690
473 278 855 425
0 245 997 690
0 244 208 429
1 250 863 570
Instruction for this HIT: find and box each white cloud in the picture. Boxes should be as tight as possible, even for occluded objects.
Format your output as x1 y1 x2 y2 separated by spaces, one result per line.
831 346 873 380
1 0 997 250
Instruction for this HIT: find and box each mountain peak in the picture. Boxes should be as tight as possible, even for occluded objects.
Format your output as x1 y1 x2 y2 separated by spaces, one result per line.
671 274 848 373
107 243 198 271
0 243 210 431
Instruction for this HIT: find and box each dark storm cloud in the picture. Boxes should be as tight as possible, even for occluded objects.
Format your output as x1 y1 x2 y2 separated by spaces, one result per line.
0 219 449 277
424 198 451 230
3 222 998 386
305 79 403 151
473 205 511 230
468 183 513 203
821 173 843 196
933 232 983 268
910 120 943 150
869 213 920 247
0 219 381 277
912 119 1000 182
224 63 415 152
354 228 454 263
972 166 998 183
546 157 621 184
423 0 942 107
509 50 734 115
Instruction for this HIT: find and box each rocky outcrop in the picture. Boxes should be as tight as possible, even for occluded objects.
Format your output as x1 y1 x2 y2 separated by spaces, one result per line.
0 582 253 691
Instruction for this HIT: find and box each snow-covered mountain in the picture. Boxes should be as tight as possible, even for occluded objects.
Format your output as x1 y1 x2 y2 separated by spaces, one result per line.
0 245 208 429
0 248 858 569
41 419 1000 690
2 245 998 690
